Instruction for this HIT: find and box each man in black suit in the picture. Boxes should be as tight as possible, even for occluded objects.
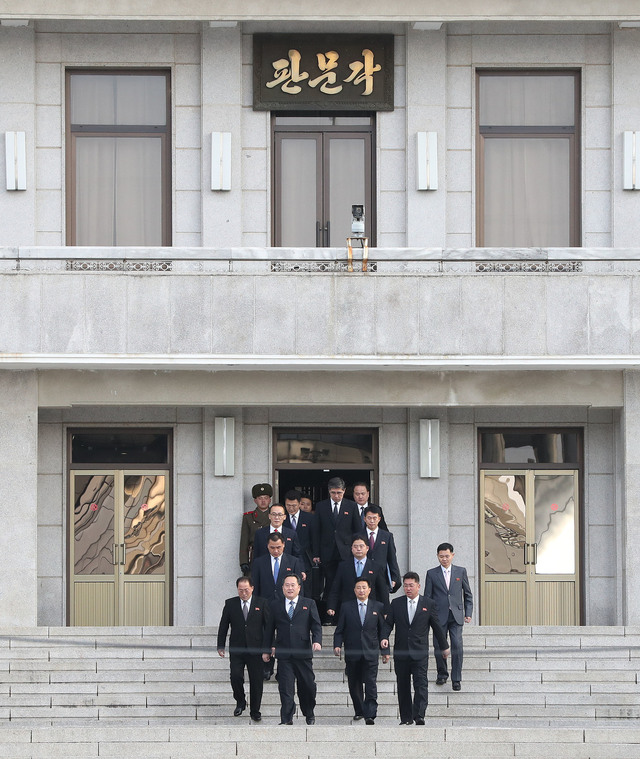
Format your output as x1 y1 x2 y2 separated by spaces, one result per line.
364 505 401 594
381 571 450 725
283 489 317 597
217 576 271 721
312 476 361 622
263 573 323 725
333 577 388 724
326 534 389 618
425 542 473 691
352 482 388 531
252 503 301 561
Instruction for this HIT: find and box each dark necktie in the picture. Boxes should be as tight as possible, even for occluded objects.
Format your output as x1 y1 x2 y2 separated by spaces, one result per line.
369 531 375 551
288 601 295 619
242 601 248 620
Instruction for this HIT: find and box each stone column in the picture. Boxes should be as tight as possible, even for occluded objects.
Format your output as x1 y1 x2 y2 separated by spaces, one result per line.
0 372 38 626
623 370 640 624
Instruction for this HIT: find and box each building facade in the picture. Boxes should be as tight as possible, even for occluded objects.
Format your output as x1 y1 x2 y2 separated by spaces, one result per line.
1 1 639 630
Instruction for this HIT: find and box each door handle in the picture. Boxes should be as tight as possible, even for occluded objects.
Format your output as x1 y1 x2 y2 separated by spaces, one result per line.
120 543 126 566
531 542 537 565
325 220 330 246
112 544 119 566
316 221 322 247
523 543 530 566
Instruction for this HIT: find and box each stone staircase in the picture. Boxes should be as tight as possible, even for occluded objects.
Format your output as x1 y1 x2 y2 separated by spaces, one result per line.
0 625 637 757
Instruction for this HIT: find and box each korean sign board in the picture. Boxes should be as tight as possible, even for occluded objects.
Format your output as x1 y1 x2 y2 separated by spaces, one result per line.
253 34 394 111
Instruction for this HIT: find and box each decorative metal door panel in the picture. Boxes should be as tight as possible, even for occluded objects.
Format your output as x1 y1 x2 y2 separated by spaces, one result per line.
481 470 579 625
70 470 170 626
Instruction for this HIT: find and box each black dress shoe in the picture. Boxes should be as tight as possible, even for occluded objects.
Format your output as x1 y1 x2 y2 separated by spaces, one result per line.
414 717 425 725
279 720 293 725
306 715 315 725
233 704 246 717
250 713 261 721
365 718 375 725
353 714 364 721
436 676 448 685
452 681 461 691
400 720 413 725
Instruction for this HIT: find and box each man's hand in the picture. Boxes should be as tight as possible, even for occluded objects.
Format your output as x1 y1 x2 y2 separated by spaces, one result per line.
301 572 307 581
333 646 341 656
464 616 472 624
240 564 250 575
261 653 271 662
312 643 322 652
381 654 390 664
442 648 451 659
312 557 320 564
327 609 335 617
380 639 389 649
217 649 225 658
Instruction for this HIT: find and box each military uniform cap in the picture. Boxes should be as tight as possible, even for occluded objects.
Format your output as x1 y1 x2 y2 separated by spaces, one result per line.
252 483 273 498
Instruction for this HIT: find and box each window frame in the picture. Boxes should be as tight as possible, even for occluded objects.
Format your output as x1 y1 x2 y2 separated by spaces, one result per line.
65 68 172 247
475 69 581 248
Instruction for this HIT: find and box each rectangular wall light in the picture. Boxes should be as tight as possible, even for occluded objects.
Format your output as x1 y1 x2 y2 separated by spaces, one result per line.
5 131 26 191
214 417 235 476
417 131 438 190
211 131 231 191
419 419 440 478
624 131 640 189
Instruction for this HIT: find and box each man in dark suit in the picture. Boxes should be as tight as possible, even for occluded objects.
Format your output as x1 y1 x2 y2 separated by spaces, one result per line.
263 573 323 725
425 542 473 691
312 476 361 622
381 571 450 725
333 577 388 724
252 502 301 561
364 505 401 594
283 489 316 597
352 482 388 531
326 534 389 618
216 576 271 721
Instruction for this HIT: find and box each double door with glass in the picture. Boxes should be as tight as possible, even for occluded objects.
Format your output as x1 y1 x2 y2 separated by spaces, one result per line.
70 470 169 626
480 470 579 625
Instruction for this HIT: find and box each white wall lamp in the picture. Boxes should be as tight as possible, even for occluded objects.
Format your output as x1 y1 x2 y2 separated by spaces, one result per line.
5 131 26 191
416 131 438 190
419 419 440 478
214 417 235 476
211 132 231 191
624 131 640 189
412 21 443 31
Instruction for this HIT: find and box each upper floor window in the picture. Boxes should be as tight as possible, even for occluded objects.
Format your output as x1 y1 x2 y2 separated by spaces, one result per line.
476 70 580 247
66 70 171 246
272 113 375 246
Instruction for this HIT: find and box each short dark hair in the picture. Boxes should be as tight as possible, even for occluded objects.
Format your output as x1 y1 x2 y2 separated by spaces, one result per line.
327 476 346 490
354 576 372 588
403 571 420 584
437 542 454 553
352 481 369 491
364 504 381 517
282 572 302 586
267 531 285 543
284 489 302 502
269 503 286 514
236 576 253 587
351 533 368 546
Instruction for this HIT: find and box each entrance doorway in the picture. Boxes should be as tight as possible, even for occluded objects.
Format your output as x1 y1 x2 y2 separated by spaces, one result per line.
273 428 377 505
68 429 171 626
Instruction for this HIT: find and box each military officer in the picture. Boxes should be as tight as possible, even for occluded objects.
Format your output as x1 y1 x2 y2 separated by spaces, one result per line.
239 483 273 575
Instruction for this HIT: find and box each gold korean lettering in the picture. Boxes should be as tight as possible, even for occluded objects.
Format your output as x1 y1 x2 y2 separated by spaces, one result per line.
266 49 309 94
344 48 381 96
308 51 343 94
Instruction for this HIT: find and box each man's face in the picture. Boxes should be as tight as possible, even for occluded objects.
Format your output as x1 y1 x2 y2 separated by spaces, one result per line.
364 512 380 530
351 540 368 561
254 495 271 511
403 578 420 600
285 499 300 516
267 539 285 558
282 576 300 599
237 580 253 601
269 506 286 528
353 485 369 506
300 497 313 513
329 487 345 502
437 549 454 569
354 581 371 601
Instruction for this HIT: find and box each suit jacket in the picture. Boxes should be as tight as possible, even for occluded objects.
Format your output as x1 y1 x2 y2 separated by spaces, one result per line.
264 595 322 659
312 497 361 563
216 594 271 655
355 502 388 532
382 594 448 661
284 511 315 568
251 552 305 600
333 598 386 661
326 557 389 612
425 564 473 627
366 528 401 591
252 525 301 561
